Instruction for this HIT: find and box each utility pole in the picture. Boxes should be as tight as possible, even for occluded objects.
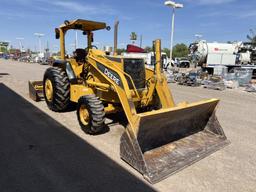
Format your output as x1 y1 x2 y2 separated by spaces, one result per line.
140 35 143 48
34 33 45 54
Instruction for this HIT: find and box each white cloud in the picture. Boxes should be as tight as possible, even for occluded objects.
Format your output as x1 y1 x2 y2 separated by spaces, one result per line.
51 1 117 15
186 0 236 5
200 0 235 4
119 16 134 21
239 11 256 18
52 1 96 13
1 0 117 16
198 9 256 19
198 11 233 18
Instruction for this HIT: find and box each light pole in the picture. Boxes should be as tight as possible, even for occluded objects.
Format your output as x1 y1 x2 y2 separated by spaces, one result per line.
16 37 24 52
34 33 45 54
165 1 183 62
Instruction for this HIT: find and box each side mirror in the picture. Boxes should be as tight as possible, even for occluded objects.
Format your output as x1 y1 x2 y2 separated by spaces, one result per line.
55 28 60 39
106 26 111 31
64 20 70 26
83 31 87 35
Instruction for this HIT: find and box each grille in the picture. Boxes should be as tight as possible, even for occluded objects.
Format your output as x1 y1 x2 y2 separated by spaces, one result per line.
123 58 145 89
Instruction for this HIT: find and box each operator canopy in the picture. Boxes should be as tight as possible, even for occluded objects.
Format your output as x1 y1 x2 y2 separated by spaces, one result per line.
60 19 108 32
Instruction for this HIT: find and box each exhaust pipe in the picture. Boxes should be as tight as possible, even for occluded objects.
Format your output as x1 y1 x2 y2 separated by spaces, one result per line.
114 20 119 56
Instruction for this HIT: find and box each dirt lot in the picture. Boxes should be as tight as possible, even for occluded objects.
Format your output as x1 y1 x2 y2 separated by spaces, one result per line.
0 59 256 192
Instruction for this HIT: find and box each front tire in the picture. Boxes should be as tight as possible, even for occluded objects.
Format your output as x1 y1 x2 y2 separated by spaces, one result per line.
43 67 70 112
77 95 106 135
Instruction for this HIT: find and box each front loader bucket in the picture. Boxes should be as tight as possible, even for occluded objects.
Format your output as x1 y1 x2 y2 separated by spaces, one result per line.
120 99 229 184
28 81 44 102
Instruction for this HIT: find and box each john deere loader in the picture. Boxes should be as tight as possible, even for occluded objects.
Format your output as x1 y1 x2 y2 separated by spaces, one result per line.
29 19 229 183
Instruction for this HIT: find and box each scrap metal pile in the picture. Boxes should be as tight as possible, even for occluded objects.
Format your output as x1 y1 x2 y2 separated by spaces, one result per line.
245 79 256 92
202 76 226 91
165 66 256 93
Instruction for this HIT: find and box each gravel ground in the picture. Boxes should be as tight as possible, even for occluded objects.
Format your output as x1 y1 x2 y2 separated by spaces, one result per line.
0 59 256 192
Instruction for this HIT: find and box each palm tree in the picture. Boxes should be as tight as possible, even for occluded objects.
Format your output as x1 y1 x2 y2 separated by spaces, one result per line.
130 32 137 44
247 29 256 46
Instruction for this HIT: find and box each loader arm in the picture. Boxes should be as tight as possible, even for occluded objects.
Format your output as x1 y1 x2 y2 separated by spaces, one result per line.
86 51 141 128
141 40 175 107
152 40 175 108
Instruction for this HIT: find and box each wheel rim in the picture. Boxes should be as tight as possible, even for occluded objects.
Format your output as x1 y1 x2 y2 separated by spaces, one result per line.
79 105 90 126
45 79 53 102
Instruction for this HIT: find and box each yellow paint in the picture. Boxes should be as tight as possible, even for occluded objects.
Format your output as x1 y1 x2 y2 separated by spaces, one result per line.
79 104 90 126
58 19 107 60
104 104 121 114
70 85 94 102
60 29 65 60
45 79 53 102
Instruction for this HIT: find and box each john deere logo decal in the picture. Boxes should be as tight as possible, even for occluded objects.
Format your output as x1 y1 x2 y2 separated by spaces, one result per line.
104 68 120 85
96 62 123 88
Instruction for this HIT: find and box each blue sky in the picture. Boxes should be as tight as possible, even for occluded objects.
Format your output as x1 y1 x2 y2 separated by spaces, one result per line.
1 0 256 52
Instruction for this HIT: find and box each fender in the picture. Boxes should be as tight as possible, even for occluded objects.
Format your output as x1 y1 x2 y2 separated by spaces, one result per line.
52 60 77 84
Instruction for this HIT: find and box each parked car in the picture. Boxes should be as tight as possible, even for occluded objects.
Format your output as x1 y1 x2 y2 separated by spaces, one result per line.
176 58 190 68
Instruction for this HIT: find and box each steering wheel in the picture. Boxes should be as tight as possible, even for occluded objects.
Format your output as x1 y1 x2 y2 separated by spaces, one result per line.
85 45 98 50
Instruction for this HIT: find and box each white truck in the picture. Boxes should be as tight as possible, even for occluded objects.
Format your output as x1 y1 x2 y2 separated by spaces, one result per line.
189 40 241 66
122 52 170 69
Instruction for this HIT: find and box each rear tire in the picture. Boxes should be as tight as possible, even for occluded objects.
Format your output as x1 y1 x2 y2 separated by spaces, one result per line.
43 67 70 112
77 95 106 135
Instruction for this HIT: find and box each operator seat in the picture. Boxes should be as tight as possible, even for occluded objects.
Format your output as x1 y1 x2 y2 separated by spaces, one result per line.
74 48 87 63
